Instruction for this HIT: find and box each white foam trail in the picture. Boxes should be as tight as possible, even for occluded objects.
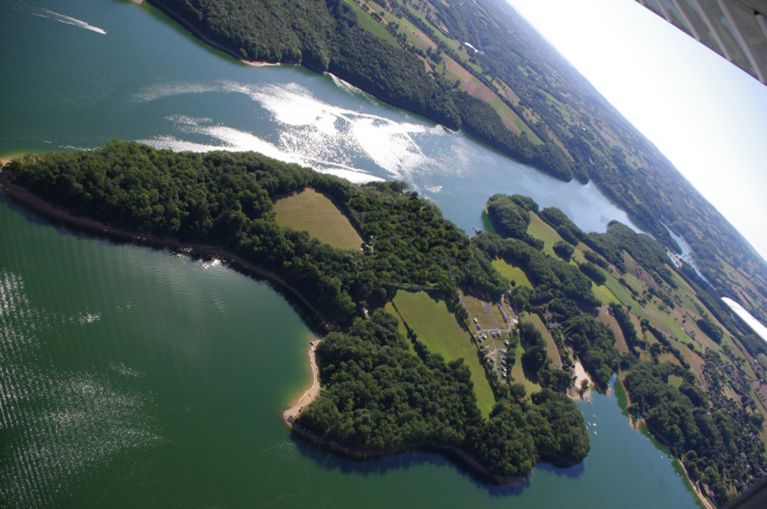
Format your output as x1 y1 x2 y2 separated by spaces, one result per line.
721 297 767 342
134 80 443 182
36 9 107 35
327 73 368 97
138 116 383 184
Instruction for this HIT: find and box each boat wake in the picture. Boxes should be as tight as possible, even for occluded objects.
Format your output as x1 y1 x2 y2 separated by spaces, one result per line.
133 80 447 184
31 8 107 35
138 115 383 184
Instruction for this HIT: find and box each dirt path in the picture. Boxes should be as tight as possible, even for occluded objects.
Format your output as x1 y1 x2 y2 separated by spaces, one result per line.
283 339 321 425
677 460 717 509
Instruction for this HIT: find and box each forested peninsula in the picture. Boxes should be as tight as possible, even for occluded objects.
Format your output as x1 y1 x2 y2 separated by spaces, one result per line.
143 0 767 335
2 143 766 505
0 143 589 482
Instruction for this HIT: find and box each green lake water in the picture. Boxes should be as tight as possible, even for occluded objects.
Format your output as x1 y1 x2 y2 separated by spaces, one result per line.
0 1 698 507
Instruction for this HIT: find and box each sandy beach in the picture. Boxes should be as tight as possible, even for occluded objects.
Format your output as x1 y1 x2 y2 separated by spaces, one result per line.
283 339 321 425
0 154 22 167
569 358 593 400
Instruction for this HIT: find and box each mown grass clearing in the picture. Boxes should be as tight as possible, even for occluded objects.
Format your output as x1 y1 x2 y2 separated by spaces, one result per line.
592 282 619 305
274 188 363 251
491 259 532 288
441 56 541 144
392 290 495 417
667 374 684 388
527 212 563 256
344 0 400 47
603 272 645 318
488 95 542 143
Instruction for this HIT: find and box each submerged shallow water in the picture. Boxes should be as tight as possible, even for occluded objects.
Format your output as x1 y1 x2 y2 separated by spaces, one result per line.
0 0 696 507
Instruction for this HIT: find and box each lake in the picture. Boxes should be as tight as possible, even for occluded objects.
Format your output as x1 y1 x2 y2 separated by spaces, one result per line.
0 1 697 507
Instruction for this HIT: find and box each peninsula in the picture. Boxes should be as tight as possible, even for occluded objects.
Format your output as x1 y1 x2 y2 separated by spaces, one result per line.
3 142 765 507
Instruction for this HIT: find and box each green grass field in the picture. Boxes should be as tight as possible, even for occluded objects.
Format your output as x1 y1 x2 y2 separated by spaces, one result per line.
614 376 629 416
274 188 363 251
491 259 532 288
527 212 563 256
667 375 684 389
462 293 504 330
392 290 495 417
592 282 620 305
488 95 542 144
597 305 629 353
343 0 401 47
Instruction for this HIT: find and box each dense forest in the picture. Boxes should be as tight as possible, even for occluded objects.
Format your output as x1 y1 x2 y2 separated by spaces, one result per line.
625 363 765 503
148 0 461 128
300 311 588 476
6 142 506 327
3 142 590 480
146 0 767 333
5 148 766 504
476 193 766 505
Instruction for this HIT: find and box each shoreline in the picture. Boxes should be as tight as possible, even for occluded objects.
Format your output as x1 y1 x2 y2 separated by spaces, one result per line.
568 358 593 400
621 375 715 509
0 171 331 332
2 164 567 489
280 335 531 484
283 339 321 423
281 339 577 486
677 460 716 509
241 60 281 68
1 163 712 501
145 0 283 70
288 420 530 485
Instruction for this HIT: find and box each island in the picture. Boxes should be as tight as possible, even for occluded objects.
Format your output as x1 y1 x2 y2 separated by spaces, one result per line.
2 142 765 507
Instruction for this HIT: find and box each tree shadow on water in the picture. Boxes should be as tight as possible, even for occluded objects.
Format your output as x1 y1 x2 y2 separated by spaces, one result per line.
290 434 585 498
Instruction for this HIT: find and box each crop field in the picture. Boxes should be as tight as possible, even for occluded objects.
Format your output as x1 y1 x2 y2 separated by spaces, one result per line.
274 188 363 251
392 291 495 417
